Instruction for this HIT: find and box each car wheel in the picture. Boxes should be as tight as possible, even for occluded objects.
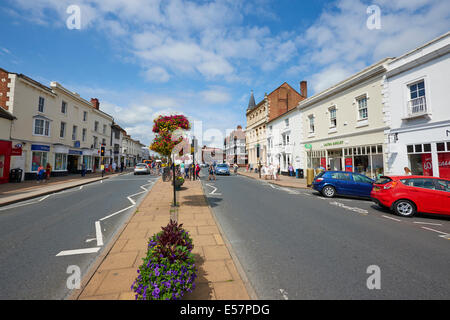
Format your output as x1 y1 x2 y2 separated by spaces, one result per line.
393 200 416 217
322 185 336 198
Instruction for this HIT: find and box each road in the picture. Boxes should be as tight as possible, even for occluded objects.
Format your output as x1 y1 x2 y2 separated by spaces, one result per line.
201 172 450 299
0 172 159 300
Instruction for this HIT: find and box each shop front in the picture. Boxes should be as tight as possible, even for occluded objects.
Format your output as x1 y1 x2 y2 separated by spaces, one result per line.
0 140 12 184
53 145 69 176
67 149 82 174
82 149 94 173
306 137 385 179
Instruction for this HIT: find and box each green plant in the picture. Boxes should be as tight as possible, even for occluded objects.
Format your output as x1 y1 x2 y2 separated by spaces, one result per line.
132 220 197 300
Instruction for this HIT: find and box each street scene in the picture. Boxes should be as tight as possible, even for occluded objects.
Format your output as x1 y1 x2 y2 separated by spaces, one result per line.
0 0 449 306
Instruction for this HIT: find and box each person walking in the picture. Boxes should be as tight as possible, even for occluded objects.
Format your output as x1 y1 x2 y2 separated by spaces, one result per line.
288 163 294 177
208 164 216 181
404 167 412 175
112 161 117 173
36 165 45 183
195 163 201 180
45 163 52 181
120 161 124 173
180 162 185 177
81 162 86 177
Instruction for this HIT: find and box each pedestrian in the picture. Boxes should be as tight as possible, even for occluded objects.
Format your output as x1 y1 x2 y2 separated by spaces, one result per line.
233 163 238 174
180 162 185 176
101 164 105 177
45 163 52 181
288 164 294 177
185 164 190 179
327 165 331 171
404 167 412 175
208 164 216 181
195 163 201 180
105 163 109 173
112 161 117 173
120 161 124 173
36 165 45 183
81 162 86 177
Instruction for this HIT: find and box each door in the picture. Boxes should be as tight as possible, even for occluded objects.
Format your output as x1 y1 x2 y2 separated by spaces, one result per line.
432 179 450 215
329 172 352 195
401 178 439 213
350 173 374 197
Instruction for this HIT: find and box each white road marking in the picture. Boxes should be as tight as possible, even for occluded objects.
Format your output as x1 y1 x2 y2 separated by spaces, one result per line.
421 226 448 235
38 194 51 202
56 247 100 256
330 201 368 215
85 238 96 243
99 205 135 221
279 289 289 300
413 221 442 226
95 221 103 246
205 184 221 195
382 215 402 222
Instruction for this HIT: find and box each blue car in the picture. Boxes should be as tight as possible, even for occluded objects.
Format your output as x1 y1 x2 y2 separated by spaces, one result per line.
312 171 374 198
215 163 230 175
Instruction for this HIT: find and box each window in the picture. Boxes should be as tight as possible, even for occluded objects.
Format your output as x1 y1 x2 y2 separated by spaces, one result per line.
102 138 106 146
357 96 368 120
329 107 337 127
402 178 436 190
94 121 99 132
309 115 315 133
83 111 88 122
61 101 67 114
93 136 98 148
34 118 50 136
32 151 48 171
54 153 67 171
60 122 66 138
38 97 45 113
285 118 289 127
434 180 450 192
409 81 425 100
330 172 351 180
103 124 107 135
408 80 427 114
353 174 373 184
82 128 87 142
72 125 77 141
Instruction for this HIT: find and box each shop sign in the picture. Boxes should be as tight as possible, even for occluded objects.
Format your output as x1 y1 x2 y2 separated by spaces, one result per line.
323 141 344 147
68 150 83 155
31 144 50 152
305 144 312 150
421 154 433 176
345 157 353 172
11 147 22 156
320 157 327 168
74 141 81 148
438 152 450 179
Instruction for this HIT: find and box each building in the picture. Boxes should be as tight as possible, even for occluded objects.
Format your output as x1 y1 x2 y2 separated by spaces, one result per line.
202 146 223 165
266 107 303 174
0 67 146 180
0 107 16 183
299 58 393 179
111 123 126 166
246 82 307 169
122 134 145 167
384 32 450 178
224 125 247 166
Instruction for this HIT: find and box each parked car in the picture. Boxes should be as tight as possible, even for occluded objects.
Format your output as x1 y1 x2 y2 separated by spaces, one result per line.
134 163 150 175
215 163 230 176
371 175 450 217
312 171 374 198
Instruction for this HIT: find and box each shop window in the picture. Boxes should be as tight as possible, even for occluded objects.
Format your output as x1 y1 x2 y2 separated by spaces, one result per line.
438 152 450 179
424 144 431 152
414 145 422 153
377 145 383 154
407 145 414 153
409 154 433 176
32 151 48 172
437 143 445 152
54 153 67 171
371 146 377 154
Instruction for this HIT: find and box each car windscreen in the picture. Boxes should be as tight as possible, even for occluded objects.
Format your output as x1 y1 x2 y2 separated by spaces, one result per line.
374 176 392 184
136 164 146 167
217 164 228 168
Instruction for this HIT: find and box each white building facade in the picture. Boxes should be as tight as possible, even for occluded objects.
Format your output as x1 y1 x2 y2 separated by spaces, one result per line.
266 108 303 174
384 32 450 179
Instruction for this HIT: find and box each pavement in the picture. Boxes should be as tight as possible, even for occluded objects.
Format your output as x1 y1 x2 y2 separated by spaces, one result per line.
73 177 252 300
203 173 450 299
238 170 308 189
0 170 130 207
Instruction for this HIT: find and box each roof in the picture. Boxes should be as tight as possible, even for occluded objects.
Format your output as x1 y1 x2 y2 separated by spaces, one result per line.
247 91 256 110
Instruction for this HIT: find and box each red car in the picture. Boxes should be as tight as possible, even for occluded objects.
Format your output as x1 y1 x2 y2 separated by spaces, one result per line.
371 175 450 217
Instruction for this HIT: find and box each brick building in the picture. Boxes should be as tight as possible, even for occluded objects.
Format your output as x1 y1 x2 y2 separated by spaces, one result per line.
245 81 307 169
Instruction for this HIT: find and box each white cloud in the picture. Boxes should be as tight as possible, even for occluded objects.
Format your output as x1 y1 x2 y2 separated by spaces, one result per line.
143 67 171 83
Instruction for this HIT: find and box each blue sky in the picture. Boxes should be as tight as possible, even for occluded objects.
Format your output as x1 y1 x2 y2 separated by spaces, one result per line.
1 0 449 147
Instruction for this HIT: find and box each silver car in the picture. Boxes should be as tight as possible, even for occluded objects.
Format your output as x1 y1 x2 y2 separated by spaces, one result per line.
134 163 150 175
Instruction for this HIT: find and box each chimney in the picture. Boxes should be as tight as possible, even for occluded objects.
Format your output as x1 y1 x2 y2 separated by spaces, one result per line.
91 98 100 110
300 81 308 98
